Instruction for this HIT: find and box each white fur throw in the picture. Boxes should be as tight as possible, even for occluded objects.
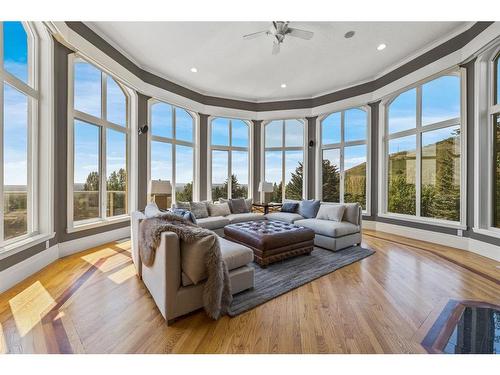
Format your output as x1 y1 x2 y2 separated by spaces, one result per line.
139 213 232 319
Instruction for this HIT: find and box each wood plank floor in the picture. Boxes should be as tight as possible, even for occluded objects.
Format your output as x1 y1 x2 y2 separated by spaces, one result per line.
0 230 499 354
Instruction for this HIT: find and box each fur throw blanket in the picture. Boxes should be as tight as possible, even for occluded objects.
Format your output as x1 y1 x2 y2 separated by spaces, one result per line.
138 213 232 319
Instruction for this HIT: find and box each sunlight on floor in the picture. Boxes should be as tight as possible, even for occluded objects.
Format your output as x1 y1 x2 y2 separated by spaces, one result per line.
81 248 131 273
8 281 56 337
107 264 136 284
0 322 7 353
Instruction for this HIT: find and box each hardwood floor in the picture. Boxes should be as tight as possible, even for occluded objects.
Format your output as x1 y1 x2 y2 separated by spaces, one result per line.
0 230 499 354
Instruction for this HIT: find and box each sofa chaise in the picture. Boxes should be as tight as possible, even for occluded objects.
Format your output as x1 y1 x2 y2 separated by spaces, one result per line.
265 201 362 251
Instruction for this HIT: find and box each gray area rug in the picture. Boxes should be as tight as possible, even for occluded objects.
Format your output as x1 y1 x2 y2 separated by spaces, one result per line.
228 245 375 316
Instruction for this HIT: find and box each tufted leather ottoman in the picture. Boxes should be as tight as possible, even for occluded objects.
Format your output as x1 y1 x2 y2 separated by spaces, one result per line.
224 220 315 267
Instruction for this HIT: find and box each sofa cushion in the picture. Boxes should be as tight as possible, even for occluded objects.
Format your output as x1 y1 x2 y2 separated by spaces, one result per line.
207 202 231 217
196 216 230 230
343 203 361 225
181 236 253 286
190 201 209 219
298 199 321 219
295 218 360 238
281 202 299 213
316 204 345 222
265 212 304 223
229 198 249 214
226 213 266 224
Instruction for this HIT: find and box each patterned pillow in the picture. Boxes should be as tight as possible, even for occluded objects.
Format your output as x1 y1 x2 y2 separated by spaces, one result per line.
190 201 209 219
207 202 231 217
281 202 299 213
173 201 191 210
229 198 249 214
170 208 197 224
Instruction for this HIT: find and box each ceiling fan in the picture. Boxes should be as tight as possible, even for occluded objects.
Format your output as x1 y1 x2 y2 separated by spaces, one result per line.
243 21 314 55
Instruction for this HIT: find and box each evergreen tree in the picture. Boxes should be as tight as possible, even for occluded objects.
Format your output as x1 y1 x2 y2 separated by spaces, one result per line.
285 162 303 200
84 171 99 191
176 182 193 202
322 159 340 202
106 168 126 191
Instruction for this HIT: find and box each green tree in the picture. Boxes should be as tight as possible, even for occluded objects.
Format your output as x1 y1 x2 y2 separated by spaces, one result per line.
176 181 193 202
322 159 340 202
84 171 99 191
285 162 303 200
106 168 126 191
212 174 247 201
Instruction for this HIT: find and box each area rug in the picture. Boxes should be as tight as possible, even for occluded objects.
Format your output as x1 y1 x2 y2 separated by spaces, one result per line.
228 245 375 316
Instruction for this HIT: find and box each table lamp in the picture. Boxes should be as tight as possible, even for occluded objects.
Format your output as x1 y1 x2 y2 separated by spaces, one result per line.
149 179 172 209
258 181 274 203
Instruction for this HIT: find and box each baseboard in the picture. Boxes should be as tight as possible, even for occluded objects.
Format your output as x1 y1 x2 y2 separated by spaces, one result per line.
0 244 59 294
363 219 500 262
58 226 130 257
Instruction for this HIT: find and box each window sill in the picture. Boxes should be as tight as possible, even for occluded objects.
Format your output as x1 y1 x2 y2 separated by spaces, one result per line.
0 232 56 261
67 215 130 233
377 213 466 230
472 227 500 240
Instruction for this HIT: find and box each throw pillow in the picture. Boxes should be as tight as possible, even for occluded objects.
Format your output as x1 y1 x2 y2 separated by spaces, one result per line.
245 198 253 211
144 202 161 218
207 202 231 217
281 202 299 213
229 198 249 214
343 203 360 225
170 208 197 224
316 204 345 222
180 235 215 285
298 199 321 219
173 201 191 210
190 201 209 219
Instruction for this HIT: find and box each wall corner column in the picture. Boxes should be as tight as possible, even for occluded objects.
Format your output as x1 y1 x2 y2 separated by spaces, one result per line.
306 116 317 200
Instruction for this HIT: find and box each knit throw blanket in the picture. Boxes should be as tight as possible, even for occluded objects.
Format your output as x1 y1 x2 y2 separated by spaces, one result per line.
138 213 232 320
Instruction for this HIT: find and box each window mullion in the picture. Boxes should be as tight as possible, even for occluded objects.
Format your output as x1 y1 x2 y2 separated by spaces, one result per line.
100 126 107 220
172 107 176 204
228 121 232 198
340 111 345 203
416 86 422 217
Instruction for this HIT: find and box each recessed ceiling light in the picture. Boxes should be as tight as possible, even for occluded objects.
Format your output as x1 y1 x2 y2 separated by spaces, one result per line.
190 67 198 73
280 83 287 88
377 43 386 51
344 31 355 39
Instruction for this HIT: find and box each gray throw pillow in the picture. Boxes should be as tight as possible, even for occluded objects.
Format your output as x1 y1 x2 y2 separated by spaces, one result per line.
190 201 209 219
281 202 299 213
343 203 360 225
207 202 231 217
173 201 191 210
316 204 345 222
245 198 253 211
298 199 321 219
229 198 249 214
170 208 197 224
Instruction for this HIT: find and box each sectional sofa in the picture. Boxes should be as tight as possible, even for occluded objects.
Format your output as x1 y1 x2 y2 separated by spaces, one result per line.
266 201 362 251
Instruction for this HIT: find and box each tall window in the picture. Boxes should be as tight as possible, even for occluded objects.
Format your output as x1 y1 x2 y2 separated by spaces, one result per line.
384 72 462 223
264 119 304 202
70 57 130 226
149 101 194 206
492 53 500 227
320 108 368 209
210 118 249 200
1 22 36 244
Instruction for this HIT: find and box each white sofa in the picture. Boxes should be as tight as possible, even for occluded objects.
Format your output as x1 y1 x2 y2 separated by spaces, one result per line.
131 211 255 324
265 202 362 251
196 212 266 236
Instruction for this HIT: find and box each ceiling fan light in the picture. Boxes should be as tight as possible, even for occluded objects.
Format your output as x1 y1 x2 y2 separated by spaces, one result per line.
377 43 386 51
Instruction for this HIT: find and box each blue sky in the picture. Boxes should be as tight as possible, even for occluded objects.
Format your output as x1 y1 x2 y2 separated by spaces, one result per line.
322 109 367 145
3 22 28 186
211 118 249 147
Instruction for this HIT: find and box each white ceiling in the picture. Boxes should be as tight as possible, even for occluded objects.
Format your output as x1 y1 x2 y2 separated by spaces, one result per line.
86 21 468 102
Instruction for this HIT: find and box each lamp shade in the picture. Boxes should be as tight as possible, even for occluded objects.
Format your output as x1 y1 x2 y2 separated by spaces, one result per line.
258 181 274 193
149 179 172 195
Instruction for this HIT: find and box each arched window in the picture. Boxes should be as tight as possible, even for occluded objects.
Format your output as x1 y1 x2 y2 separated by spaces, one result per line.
263 119 304 202
384 72 463 223
69 57 130 227
210 118 250 200
149 101 194 206
1 22 36 244
320 108 368 209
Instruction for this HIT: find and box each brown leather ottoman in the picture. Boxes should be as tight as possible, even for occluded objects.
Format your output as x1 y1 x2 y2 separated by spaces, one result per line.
224 220 315 267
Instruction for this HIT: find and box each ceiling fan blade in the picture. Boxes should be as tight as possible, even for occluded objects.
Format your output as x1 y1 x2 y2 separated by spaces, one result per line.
243 30 269 40
287 28 314 40
272 42 280 55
